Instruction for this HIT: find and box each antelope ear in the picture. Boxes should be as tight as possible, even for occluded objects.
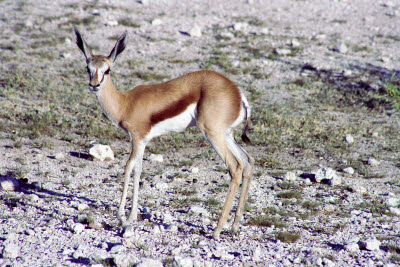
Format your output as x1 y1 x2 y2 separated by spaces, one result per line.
73 27 92 61
108 33 127 63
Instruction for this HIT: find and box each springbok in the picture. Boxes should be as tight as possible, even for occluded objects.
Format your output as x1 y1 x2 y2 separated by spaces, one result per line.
73 27 254 239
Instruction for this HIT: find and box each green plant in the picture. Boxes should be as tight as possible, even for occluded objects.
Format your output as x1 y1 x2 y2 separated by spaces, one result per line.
384 74 400 110
275 231 301 243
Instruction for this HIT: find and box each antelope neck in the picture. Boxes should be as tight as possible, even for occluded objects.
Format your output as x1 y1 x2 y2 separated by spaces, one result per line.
96 77 126 127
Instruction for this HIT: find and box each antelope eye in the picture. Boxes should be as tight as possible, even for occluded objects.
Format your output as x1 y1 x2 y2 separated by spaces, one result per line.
105 68 111 75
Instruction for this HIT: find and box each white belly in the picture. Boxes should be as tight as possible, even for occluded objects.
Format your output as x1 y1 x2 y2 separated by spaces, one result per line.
147 104 197 140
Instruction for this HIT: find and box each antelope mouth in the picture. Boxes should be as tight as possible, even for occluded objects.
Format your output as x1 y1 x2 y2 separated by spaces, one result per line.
89 85 100 92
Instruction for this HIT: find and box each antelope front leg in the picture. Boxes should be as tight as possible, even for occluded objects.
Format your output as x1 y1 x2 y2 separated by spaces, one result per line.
117 139 146 227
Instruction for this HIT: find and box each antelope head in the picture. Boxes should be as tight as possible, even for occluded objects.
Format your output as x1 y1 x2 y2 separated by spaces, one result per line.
73 27 127 93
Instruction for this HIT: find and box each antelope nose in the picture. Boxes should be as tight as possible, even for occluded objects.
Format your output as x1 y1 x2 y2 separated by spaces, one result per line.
89 82 100 88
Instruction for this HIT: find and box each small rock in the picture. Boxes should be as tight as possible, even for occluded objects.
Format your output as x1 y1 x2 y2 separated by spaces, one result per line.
343 167 355 175
0 177 20 191
344 241 360 252
232 22 248 31
173 256 194 267
344 134 354 144
283 171 297 182
71 223 85 234
54 152 65 160
371 132 379 138
188 24 202 37
137 0 149 5
334 43 348 53
323 258 335 267
188 206 209 216
89 144 114 161
274 48 291 56
351 184 367 194
26 229 35 235
343 69 353 77
367 158 379 167
389 207 400 216
110 244 125 254
77 203 89 211
155 182 168 190
88 220 104 230
393 221 400 231
2 243 20 259
30 194 40 202
359 238 381 251
315 167 339 183
25 20 34 28
149 154 163 163
151 18 163 26
152 225 161 234
290 39 300 47
136 258 163 267
259 27 269 34
328 175 342 186
166 224 178 233
105 20 118 27
113 253 138 267
191 167 199 174
385 197 399 207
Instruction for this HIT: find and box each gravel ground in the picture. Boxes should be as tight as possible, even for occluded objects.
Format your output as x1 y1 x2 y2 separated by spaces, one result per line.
1 0 400 266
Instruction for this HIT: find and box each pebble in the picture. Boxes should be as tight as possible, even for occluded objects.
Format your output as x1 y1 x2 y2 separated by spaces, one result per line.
54 152 65 160
77 203 89 211
389 207 400 216
151 18 163 26
110 244 125 254
351 184 367 194
191 167 199 174
290 39 300 48
113 253 138 267
344 134 354 144
232 22 248 31
359 238 381 251
343 167 355 175
283 171 297 182
149 154 163 163
367 158 379 166
334 43 348 53
89 144 114 161
188 206 209 216
328 175 342 186
0 177 20 191
71 223 85 234
136 258 163 267
188 24 202 37
105 20 118 27
2 243 20 259
344 241 360 252
274 48 292 56
315 168 341 185
173 256 194 267
385 197 399 207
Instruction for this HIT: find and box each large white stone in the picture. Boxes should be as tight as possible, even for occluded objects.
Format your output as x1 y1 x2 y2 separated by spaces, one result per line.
89 144 114 161
149 154 163 163
359 238 381 251
0 177 20 191
315 168 339 183
2 243 19 259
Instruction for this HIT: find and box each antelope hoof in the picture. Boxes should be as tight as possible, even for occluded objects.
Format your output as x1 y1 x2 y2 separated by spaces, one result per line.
122 224 134 238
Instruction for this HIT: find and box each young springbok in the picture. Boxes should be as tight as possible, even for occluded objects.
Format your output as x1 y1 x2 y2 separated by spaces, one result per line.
73 27 254 239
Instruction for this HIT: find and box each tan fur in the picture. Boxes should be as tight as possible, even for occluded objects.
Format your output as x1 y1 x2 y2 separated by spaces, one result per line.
74 27 253 239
